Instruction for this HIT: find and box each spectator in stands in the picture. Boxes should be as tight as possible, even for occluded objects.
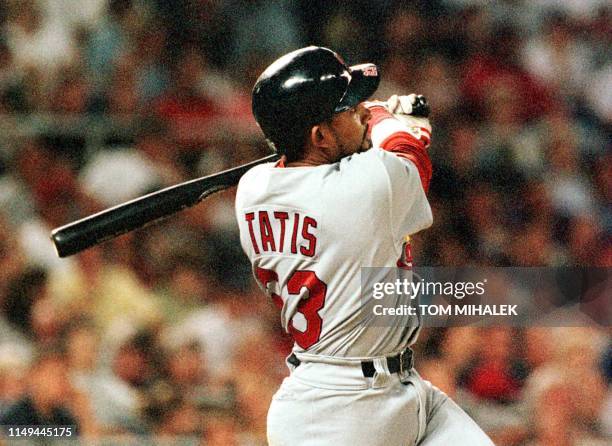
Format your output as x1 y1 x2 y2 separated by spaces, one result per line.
86 0 134 88
154 47 220 146
465 328 522 403
0 344 30 419
154 397 202 439
0 349 78 428
461 24 552 121
522 11 595 96
203 412 241 446
48 66 91 114
47 246 162 331
3 0 77 81
165 341 208 395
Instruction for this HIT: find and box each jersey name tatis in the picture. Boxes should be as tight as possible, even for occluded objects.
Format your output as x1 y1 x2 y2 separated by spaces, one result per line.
244 210 318 257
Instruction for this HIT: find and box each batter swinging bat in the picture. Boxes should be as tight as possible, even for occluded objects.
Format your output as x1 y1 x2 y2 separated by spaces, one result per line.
51 153 279 257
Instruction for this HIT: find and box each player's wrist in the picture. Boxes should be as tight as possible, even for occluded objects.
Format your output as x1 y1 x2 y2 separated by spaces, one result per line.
367 104 396 129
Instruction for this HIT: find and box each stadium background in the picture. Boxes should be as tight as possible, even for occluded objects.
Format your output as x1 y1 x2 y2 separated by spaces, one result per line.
0 0 610 444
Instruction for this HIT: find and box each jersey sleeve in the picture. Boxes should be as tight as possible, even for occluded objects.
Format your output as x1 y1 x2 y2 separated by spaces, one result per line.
369 106 432 192
369 106 433 240
376 150 433 240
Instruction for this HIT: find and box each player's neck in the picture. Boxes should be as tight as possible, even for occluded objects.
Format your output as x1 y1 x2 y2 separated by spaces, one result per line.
286 145 338 167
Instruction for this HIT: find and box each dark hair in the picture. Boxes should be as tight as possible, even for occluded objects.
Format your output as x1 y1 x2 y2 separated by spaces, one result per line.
267 127 309 162
269 114 335 162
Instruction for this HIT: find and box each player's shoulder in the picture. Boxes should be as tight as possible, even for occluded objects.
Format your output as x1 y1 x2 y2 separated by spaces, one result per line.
237 162 272 186
235 162 274 206
340 148 419 179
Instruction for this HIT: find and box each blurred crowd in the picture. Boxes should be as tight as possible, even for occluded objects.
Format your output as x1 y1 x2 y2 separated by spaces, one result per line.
0 0 609 444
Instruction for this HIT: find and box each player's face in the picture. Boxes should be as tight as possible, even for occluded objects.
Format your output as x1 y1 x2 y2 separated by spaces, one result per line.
327 102 372 158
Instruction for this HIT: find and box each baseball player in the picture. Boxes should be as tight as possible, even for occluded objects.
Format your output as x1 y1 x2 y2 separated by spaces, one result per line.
235 46 494 445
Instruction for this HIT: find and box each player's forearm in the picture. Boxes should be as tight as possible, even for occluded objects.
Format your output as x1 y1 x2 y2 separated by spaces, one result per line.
368 106 432 192
382 137 432 193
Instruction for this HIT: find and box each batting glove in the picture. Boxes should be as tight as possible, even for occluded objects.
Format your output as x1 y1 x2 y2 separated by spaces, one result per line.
387 94 432 148
387 94 430 117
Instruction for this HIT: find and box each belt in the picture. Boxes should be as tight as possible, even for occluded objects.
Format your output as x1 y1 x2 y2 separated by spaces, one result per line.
287 347 414 378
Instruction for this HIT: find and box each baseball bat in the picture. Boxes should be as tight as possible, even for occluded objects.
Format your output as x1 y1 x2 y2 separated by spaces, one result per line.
51 153 279 257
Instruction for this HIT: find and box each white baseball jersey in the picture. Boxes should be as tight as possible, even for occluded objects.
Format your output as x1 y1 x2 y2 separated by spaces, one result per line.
235 115 432 359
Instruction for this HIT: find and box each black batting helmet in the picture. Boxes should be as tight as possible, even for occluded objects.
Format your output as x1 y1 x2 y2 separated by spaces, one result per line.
252 46 380 160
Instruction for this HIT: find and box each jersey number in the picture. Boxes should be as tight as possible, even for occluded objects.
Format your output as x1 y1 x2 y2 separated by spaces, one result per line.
255 267 327 349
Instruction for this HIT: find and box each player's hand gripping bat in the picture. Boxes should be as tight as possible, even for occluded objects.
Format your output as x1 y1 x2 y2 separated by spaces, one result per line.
51 154 279 257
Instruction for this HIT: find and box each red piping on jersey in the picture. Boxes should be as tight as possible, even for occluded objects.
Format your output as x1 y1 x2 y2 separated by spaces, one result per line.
275 158 286 168
368 106 432 193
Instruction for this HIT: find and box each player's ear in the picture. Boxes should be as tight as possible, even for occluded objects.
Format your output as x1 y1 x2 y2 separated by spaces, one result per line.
310 124 333 149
